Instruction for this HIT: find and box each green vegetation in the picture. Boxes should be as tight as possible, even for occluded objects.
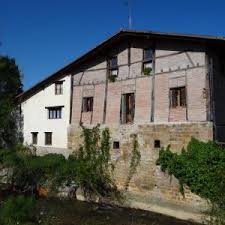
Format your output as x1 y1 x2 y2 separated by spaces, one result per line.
156 138 225 224
0 124 141 201
108 75 117 82
0 125 121 201
0 56 23 148
124 134 141 190
143 67 152 76
0 195 37 225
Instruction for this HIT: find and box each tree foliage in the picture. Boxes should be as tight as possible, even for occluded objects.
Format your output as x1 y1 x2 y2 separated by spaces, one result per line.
156 138 225 224
0 55 23 148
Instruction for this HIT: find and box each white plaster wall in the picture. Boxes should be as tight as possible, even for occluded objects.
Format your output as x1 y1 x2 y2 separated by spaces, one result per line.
21 75 71 149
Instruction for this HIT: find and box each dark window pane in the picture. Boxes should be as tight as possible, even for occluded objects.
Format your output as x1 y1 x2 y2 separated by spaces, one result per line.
154 140 161 148
32 132 38 145
110 56 118 67
82 97 93 112
48 107 62 119
121 93 135 124
180 87 186 107
143 49 153 61
45 132 52 145
55 82 63 95
170 87 186 108
113 141 120 149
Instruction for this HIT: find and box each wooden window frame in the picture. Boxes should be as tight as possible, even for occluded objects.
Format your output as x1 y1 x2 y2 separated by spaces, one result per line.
142 48 154 74
45 132 52 146
170 87 186 108
55 81 63 95
46 106 63 119
31 132 38 145
121 93 135 124
82 97 94 112
108 56 119 77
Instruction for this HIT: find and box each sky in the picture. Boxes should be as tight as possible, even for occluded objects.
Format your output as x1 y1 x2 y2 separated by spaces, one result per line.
1 0 225 90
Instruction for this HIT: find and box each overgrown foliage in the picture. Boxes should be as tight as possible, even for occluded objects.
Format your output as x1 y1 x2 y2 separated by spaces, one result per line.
0 195 52 225
156 138 225 224
0 56 23 148
0 125 122 202
124 134 141 190
0 195 37 225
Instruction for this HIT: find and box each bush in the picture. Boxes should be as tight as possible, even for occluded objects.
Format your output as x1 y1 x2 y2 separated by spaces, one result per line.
0 125 122 201
0 125 140 203
0 195 37 224
156 138 225 224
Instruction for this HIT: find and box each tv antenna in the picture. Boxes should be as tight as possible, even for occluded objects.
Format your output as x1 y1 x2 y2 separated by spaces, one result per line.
125 0 132 29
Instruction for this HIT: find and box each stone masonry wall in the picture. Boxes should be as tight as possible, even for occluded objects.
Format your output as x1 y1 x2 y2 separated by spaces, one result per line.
68 122 213 219
68 38 211 220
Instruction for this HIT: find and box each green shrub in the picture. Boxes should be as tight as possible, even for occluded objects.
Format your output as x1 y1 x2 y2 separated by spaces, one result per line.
0 125 140 203
0 195 36 224
156 138 225 223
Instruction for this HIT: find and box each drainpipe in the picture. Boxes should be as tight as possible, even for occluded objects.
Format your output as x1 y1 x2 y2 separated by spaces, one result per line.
69 74 74 124
208 53 216 141
151 41 156 122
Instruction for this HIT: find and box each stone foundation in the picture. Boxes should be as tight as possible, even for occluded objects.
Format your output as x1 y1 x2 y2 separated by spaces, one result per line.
68 122 213 221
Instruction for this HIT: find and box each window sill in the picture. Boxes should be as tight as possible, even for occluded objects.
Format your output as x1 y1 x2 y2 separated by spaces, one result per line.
170 106 187 109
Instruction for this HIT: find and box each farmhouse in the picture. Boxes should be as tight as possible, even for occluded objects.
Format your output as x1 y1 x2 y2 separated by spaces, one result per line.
17 29 225 219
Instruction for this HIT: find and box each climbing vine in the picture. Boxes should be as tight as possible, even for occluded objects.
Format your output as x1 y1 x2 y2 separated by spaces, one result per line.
156 138 225 224
124 134 141 190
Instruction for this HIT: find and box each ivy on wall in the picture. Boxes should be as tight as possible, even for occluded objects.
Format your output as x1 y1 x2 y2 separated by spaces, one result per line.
124 134 141 190
156 138 225 224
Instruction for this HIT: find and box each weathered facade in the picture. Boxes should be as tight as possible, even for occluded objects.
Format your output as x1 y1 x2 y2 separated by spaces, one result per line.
18 30 225 221
67 32 218 220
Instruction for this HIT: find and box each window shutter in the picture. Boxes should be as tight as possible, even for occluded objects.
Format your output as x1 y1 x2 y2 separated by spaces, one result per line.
121 94 126 124
171 89 177 108
180 87 186 107
131 93 135 122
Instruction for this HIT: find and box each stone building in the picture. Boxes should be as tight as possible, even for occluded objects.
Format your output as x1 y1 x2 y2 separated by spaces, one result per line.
18 29 225 220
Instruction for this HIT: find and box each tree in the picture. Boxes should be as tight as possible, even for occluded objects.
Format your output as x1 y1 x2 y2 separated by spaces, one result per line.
0 55 23 148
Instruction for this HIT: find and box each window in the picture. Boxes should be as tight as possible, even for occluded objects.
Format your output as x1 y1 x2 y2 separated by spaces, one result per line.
113 141 120 149
109 56 118 76
82 97 93 112
31 132 38 145
143 48 153 75
45 132 52 145
154 140 161 148
170 87 186 108
47 107 63 119
121 93 135 124
55 81 63 95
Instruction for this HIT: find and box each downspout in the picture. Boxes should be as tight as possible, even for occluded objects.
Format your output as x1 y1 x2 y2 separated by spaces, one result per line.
207 53 216 141
103 58 109 124
69 74 74 124
151 41 156 122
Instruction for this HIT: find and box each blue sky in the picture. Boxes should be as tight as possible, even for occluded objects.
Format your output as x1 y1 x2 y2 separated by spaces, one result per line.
1 0 225 90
